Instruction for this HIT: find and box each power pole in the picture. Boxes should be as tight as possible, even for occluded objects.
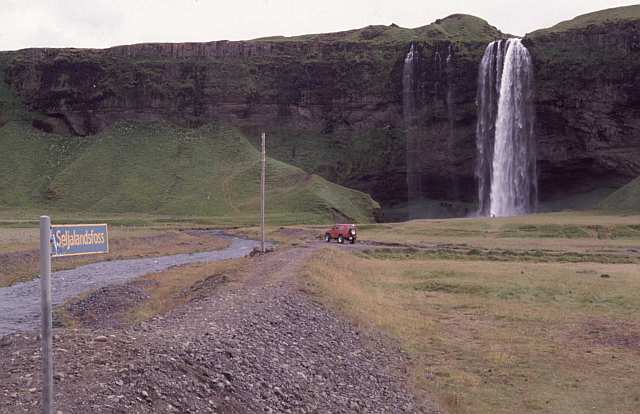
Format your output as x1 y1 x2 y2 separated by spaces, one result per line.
40 216 53 414
260 132 266 253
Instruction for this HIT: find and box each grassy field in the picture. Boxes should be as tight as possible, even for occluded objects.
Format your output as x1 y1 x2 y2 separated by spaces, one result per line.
303 212 640 414
358 212 640 253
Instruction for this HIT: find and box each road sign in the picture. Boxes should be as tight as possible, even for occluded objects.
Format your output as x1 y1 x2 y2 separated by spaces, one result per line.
50 224 109 257
39 220 109 413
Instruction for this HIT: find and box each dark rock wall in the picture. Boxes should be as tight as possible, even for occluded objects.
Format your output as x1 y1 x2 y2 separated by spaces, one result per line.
525 20 640 200
3 42 406 135
405 42 485 203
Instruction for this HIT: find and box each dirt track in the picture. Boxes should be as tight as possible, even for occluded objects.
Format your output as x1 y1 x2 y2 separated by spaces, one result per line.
0 242 438 413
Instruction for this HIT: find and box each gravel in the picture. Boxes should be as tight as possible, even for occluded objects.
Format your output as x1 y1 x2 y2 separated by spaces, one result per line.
0 243 439 413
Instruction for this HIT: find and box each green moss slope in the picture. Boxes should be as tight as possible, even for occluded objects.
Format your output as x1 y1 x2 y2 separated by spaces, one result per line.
0 121 380 223
600 177 640 212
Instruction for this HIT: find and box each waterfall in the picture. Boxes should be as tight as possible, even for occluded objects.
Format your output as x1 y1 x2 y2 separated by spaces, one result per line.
445 43 459 200
475 41 502 216
476 38 536 217
403 43 417 128
403 43 420 214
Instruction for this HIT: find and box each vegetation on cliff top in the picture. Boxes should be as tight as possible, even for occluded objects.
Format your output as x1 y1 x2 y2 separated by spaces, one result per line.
528 5 640 36
255 14 502 45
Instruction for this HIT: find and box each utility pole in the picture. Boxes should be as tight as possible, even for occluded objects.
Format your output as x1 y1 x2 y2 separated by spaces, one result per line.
260 132 266 253
39 216 53 414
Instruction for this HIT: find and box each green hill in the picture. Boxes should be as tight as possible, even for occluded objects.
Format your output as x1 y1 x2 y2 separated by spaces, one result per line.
0 120 380 224
600 177 640 212
529 5 640 36
255 14 501 46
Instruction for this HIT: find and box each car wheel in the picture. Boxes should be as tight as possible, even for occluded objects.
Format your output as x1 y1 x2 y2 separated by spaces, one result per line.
350 238 356 244
338 235 344 244
324 234 331 242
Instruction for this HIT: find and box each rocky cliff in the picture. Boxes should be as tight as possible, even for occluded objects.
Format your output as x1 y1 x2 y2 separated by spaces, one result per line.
525 5 640 202
0 14 503 209
1 7 640 214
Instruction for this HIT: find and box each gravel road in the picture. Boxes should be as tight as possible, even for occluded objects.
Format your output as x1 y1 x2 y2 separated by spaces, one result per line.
0 242 439 413
0 234 261 337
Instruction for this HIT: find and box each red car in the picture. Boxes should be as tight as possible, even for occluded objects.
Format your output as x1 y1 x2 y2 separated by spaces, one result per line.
324 224 357 244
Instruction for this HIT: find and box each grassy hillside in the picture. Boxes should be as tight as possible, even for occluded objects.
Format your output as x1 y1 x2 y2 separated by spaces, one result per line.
242 126 407 204
255 14 501 53
0 121 380 224
529 5 640 36
600 176 640 212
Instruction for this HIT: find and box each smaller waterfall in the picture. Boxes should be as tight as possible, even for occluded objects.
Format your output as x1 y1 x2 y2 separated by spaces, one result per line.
403 43 420 213
445 43 459 200
403 43 417 128
434 51 443 74
476 38 536 217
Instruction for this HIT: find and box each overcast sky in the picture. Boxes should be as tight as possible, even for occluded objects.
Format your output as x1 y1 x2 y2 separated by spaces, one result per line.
1 0 637 51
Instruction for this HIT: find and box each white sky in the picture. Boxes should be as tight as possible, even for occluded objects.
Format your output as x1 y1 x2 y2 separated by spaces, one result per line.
1 0 638 51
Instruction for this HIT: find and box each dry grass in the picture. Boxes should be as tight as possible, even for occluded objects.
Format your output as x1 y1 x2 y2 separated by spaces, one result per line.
56 257 247 328
127 258 246 323
228 225 321 247
0 228 42 255
0 225 206 249
0 229 230 287
303 247 640 414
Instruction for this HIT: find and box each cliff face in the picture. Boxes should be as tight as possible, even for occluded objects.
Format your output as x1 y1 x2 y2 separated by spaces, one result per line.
2 8 640 212
525 5 640 201
0 15 503 207
3 40 401 135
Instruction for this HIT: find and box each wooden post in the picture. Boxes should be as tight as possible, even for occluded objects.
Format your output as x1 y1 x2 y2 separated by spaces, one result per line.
39 216 53 414
260 132 266 253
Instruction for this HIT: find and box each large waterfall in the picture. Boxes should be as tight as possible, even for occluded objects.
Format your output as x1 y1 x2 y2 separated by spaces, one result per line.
476 38 536 217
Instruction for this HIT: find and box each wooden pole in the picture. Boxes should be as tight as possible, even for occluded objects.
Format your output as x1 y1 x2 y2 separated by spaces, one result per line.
261 132 266 253
39 216 53 414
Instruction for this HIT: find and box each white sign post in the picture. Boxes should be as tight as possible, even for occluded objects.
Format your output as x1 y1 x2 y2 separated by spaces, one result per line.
39 216 53 414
